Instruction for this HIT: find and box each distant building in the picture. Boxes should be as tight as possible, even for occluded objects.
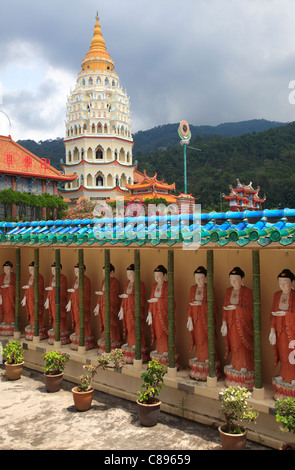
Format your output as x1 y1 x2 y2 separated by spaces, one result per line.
0 134 77 219
60 14 135 202
223 179 266 211
125 170 177 203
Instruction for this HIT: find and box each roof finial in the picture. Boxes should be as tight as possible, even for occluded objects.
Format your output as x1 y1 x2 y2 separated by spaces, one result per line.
96 11 99 21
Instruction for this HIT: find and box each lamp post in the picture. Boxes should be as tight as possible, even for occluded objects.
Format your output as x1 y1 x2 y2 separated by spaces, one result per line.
178 121 201 194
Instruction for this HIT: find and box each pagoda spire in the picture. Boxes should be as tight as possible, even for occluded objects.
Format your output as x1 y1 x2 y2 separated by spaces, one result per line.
89 12 107 53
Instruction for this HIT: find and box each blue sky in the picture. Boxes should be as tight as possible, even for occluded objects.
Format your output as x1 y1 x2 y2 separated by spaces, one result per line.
1 0 295 140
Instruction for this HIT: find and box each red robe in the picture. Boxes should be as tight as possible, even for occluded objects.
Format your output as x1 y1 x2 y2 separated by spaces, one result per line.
121 280 146 348
46 274 68 331
149 281 175 355
98 277 121 342
187 284 218 362
222 286 254 371
270 290 295 383
69 276 91 337
26 274 45 328
0 272 15 324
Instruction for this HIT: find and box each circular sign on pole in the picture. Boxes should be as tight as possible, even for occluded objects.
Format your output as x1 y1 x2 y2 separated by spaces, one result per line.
178 120 191 143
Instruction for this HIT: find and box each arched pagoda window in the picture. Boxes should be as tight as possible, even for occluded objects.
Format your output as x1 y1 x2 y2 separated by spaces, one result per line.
96 175 104 187
96 148 103 160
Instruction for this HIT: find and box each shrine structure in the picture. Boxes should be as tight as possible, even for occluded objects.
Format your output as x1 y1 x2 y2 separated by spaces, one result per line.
125 170 177 203
223 179 266 211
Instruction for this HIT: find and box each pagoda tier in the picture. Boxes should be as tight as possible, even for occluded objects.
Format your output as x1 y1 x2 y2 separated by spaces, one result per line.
223 179 266 212
61 157 136 170
59 184 129 202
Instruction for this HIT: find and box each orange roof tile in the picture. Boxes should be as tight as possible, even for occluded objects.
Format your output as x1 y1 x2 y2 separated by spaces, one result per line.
126 170 175 192
0 135 77 181
125 192 177 203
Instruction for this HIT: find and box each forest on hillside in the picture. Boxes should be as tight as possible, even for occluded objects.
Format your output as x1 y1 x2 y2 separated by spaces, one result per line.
134 121 295 211
17 119 295 211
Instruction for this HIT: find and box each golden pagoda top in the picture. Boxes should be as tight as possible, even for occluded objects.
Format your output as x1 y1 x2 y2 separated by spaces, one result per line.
81 13 115 73
90 12 107 53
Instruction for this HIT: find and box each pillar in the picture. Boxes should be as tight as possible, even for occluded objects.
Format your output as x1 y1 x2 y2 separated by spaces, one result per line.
54 249 61 346
252 249 264 399
168 249 176 375
14 247 21 339
207 249 217 387
33 248 40 342
104 248 111 353
78 249 85 350
134 249 141 364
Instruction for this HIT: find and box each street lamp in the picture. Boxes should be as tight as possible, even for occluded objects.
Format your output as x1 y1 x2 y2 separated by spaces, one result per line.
178 121 201 194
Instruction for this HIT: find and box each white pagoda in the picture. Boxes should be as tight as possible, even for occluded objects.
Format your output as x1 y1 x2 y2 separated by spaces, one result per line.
60 13 135 202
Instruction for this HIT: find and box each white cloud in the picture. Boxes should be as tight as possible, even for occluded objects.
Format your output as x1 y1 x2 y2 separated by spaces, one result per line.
0 44 74 140
1 0 295 139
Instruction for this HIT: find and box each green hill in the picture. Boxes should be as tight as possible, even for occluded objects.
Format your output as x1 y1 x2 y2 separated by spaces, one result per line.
132 119 286 154
135 121 295 211
16 119 295 211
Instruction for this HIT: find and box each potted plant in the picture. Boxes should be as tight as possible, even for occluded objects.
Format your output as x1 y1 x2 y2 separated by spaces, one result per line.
72 348 124 411
274 397 295 450
3 340 24 380
72 364 97 411
43 350 70 392
218 385 259 450
137 359 167 427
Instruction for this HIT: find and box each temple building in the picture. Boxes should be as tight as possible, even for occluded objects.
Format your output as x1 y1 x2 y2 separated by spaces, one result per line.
0 134 77 219
60 14 135 202
126 170 177 203
223 179 266 212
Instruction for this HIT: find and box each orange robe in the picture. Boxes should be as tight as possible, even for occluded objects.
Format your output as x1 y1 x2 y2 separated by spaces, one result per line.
270 290 295 383
69 276 91 337
187 284 218 362
46 274 68 331
149 281 174 355
0 272 15 324
121 280 146 348
98 277 121 342
26 274 45 328
222 286 254 371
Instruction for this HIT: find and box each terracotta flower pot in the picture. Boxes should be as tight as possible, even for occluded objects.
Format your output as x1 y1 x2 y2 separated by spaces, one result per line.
44 372 64 392
280 442 295 450
5 361 24 380
137 399 161 427
218 425 247 450
72 386 94 411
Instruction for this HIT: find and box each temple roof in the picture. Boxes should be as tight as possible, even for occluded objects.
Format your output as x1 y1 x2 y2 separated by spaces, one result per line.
0 135 77 181
223 179 266 203
124 192 178 203
1 208 295 249
126 170 176 192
